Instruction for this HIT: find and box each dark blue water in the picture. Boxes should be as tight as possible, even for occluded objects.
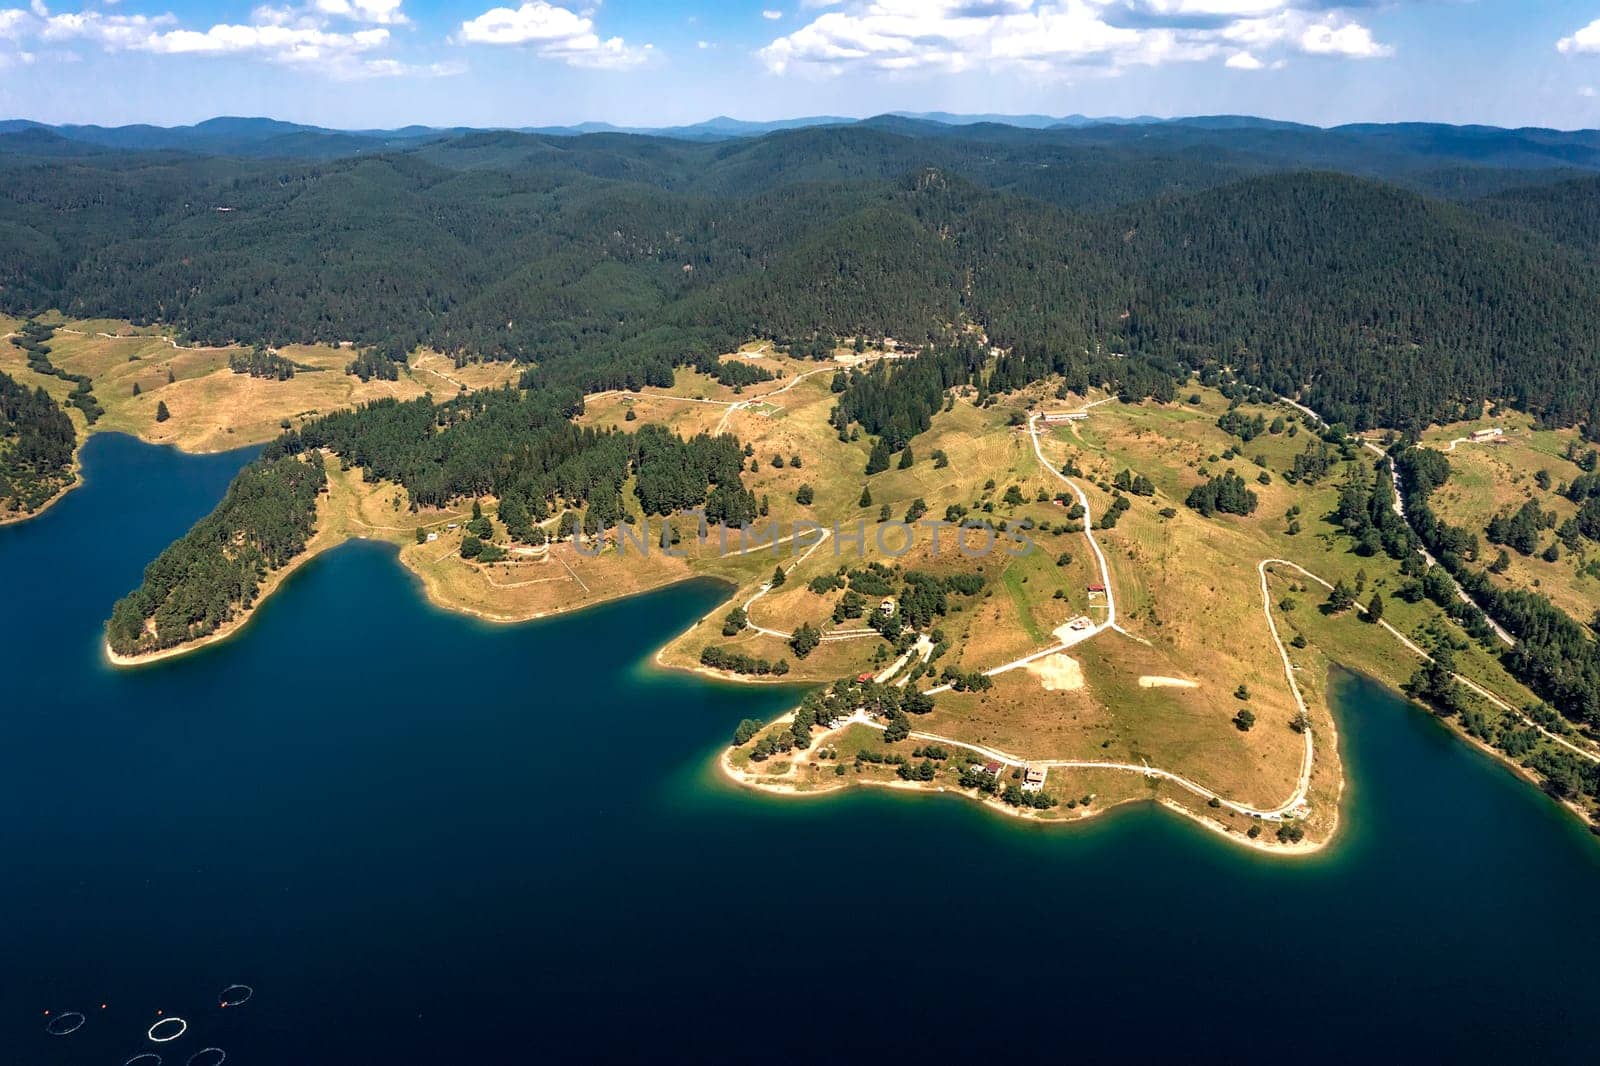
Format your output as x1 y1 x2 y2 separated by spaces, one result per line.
5 433 1600 1064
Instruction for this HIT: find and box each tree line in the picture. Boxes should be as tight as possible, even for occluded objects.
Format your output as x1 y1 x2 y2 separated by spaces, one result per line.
0 368 76 515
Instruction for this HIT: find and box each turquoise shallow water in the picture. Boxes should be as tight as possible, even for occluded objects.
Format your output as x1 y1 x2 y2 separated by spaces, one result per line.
4 432 1600 1064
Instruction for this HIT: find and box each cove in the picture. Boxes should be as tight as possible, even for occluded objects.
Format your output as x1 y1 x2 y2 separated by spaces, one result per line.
3 432 1599 1064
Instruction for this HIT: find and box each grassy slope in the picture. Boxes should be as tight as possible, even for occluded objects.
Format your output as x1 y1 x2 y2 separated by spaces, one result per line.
725 378 1591 845
1414 412 1598 632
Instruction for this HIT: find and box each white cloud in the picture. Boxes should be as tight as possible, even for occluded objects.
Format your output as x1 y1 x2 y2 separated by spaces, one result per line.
762 8 782 19
759 0 1392 76
1298 18 1387 59
457 1 648 68
358 56 465 78
38 9 385 63
0 2 458 75
1558 18 1600 56
1581 85 1597 98
0 7 33 37
313 0 407 26
41 11 178 48
135 23 390 61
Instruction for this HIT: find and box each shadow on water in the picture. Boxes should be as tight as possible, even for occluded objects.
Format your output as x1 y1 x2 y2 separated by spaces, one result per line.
4 434 1600 1064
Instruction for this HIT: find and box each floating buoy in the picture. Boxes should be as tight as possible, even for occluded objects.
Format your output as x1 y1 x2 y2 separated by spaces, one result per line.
148 1016 187 1043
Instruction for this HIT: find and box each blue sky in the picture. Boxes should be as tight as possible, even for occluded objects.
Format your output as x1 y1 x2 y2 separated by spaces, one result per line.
5 2 1600 129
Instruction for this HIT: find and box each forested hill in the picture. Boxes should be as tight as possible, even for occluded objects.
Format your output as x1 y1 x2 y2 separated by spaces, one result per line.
1106 172 1600 429
1474 176 1600 256
0 369 76 517
105 388 759 656
4 121 1600 433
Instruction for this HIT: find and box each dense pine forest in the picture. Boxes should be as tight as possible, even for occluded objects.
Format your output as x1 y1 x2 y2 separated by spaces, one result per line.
0 369 76 516
5 120 1600 433
106 454 326 655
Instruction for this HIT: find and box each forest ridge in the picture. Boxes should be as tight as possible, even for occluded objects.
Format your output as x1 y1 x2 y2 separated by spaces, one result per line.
3 119 1600 433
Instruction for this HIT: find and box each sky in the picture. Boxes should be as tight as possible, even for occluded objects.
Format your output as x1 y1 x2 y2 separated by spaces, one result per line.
6 1 1600 130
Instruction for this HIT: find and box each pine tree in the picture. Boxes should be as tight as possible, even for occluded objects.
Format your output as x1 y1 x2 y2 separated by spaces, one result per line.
1366 590 1385 623
865 438 892 475
1326 579 1355 613
155 400 171 423
858 485 873 507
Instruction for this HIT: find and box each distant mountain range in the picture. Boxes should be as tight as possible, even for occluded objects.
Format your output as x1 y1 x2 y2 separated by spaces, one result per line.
5 113 1600 174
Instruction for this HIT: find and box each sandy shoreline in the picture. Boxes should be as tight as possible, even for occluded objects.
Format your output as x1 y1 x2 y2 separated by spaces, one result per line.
0 442 85 527
717 738 1333 856
0 479 79 526
105 518 343 668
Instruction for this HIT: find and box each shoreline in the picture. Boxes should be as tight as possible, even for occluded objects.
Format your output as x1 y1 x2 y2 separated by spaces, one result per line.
0 437 86 527
716 741 1332 856
106 527 741 668
0 476 80 526
4 425 272 529
104 523 339 668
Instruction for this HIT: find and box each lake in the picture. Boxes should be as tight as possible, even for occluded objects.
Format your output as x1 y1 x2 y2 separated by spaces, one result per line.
4 432 1599 1064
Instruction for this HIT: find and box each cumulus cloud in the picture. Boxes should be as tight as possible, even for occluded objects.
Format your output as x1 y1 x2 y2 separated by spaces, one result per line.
1558 18 1600 56
759 0 1392 76
313 0 407 26
1298 18 1387 58
40 10 178 48
456 1 649 68
5 2 452 76
0 7 33 37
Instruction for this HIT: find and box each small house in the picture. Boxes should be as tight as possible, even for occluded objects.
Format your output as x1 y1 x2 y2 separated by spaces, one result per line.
983 761 1002 777
856 672 876 683
1087 584 1106 594
426 532 439 543
1022 765 1048 792
879 598 896 615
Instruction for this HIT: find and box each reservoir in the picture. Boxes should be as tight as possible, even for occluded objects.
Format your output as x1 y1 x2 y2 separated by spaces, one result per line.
4 433 1599 1063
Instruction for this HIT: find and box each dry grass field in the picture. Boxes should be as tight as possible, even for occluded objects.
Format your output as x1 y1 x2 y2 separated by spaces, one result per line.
2 319 530 459
1414 413 1597 630
722 378 1589 847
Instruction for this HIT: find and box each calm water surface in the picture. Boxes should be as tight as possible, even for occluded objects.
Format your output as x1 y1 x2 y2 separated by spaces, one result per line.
3 433 1599 1064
